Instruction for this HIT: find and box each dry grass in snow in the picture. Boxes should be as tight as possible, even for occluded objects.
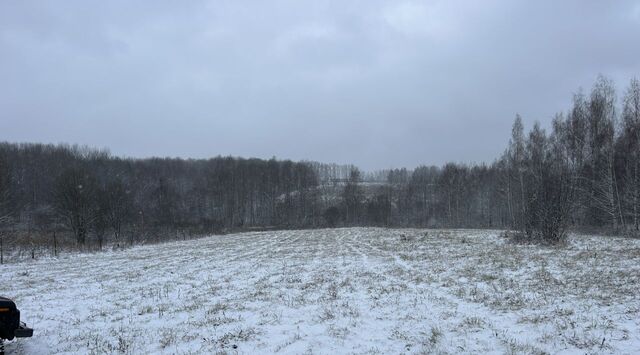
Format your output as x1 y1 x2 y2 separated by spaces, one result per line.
1 228 640 354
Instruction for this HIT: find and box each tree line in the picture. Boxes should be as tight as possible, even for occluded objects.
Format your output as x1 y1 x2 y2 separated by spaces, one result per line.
374 76 639 242
1 75 638 255
0 145 318 251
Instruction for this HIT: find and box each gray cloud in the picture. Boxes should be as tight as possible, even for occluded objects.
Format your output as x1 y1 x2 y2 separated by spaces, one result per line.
1 0 640 170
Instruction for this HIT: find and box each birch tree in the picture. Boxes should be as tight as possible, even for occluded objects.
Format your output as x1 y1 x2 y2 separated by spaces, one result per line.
619 78 640 231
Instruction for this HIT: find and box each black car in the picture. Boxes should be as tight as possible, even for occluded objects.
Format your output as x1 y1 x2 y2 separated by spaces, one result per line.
0 297 33 341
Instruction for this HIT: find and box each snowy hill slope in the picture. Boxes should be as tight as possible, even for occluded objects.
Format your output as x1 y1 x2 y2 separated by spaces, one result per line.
2 228 640 354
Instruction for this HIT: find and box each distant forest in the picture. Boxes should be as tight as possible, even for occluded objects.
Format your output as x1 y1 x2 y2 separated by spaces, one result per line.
1 75 639 252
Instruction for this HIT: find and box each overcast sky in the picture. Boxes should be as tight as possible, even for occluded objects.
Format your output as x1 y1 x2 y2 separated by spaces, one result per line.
1 1 640 170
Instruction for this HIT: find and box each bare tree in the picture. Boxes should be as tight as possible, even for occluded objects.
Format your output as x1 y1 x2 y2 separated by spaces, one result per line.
341 168 364 225
0 149 13 221
53 166 98 245
102 180 133 242
585 76 622 230
618 78 640 231
0 153 11 264
507 114 527 229
517 122 575 244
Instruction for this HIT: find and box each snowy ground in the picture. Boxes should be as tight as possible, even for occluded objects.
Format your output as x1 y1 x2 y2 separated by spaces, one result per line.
1 228 640 354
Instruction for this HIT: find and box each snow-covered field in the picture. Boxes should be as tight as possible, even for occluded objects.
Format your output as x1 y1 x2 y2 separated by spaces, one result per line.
2 228 640 354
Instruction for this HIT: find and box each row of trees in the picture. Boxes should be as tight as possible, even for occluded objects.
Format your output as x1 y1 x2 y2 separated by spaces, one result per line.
325 76 640 243
1 75 638 251
0 144 318 248
328 164 505 229
500 76 640 241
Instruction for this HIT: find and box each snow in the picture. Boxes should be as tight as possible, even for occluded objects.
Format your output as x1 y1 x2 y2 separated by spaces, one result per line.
1 228 640 354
